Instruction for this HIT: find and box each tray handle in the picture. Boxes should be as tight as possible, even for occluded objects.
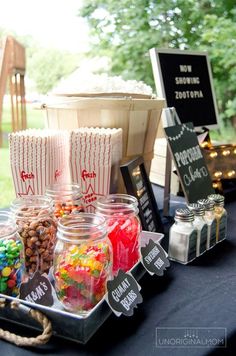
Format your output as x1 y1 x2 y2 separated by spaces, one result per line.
0 297 52 347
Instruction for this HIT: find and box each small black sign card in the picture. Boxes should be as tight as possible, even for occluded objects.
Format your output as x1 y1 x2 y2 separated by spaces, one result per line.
19 271 54 307
141 238 170 276
120 156 164 233
150 48 219 129
164 122 214 203
106 270 143 317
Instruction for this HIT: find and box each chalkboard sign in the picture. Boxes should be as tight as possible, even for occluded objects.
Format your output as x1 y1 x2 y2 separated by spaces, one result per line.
107 270 143 317
120 156 164 233
19 271 54 306
150 48 219 129
141 239 170 276
164 122 214 203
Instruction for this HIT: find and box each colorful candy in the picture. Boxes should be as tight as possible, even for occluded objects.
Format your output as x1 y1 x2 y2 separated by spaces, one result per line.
0 239 23 296
54 202 84 219
53 242 112 313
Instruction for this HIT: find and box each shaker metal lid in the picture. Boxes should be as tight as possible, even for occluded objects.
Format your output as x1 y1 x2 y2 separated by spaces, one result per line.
174 208 194 222
208 194 225 207
187 203 205 216
198 198 215 211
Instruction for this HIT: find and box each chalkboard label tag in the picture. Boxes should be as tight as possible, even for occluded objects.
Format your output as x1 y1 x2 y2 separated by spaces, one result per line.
106 270 143 317
141 239 170 276
19 271 53 306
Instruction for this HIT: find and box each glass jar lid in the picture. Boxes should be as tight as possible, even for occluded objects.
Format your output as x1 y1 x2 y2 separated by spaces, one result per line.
57 213 107 242
187 203 205 216
96 194 139 216
197 198 215 211
208 194 225 207
0 211 18 238
11 195 53 219
174 208 194 222
45 183 83 201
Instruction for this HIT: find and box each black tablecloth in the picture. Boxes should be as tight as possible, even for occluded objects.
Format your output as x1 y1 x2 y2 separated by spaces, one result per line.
0 198 236 355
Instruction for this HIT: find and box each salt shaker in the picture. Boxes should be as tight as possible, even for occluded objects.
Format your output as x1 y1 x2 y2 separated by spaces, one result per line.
197 199 217 249
187 203 208 256
208 194 227 243
168 208 198 264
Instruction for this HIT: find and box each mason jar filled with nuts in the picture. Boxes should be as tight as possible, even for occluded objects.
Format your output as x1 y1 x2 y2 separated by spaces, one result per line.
11 196 57 277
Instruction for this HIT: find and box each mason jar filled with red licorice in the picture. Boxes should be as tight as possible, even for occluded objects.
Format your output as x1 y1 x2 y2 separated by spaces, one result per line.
53 213 112 314
45 183 84 220
96 194 141 275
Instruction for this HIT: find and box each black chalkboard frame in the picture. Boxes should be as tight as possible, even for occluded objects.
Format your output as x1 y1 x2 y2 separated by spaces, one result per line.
120 156 164 233
149 47 219 130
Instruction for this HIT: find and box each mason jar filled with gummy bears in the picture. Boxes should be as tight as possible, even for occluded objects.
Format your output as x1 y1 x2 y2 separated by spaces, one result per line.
53 213 112 314
0 211 24 296
96 194 141 275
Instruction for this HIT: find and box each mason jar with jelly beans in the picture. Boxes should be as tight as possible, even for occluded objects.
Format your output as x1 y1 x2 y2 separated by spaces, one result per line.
11 196 57 277
96 194 141 275
0 211 24 296
45 183 85 220
53 213 112 314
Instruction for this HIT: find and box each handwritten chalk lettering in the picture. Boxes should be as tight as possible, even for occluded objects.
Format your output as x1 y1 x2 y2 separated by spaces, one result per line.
120 290 138 311
136 180 144 191
183 166 208 186
148 221 155 232
175 90 204 99
139 192 149 205
175 77 200 85
144 245 160 264
179 65 192 72
154 257 165 269
174 145 203 168
24 282 48 303
111 277 131 302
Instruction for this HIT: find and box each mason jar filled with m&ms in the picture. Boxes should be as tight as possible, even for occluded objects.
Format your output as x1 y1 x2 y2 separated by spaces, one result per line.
11 196 57 277
0 211 24 296
53 213 112 314
208 194 227 243
96 194 141 275
45 183 84 220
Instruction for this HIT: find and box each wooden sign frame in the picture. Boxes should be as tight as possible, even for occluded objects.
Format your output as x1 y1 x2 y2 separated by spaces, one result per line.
120 156 164 233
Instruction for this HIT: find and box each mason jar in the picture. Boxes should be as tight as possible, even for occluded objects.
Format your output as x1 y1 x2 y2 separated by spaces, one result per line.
208 194 227 243
0 211 24 296
53 213 112 314
11 196 57 277
96 194 141 275
45 183 85 220
168 208 198 264
197 198 217 249
187 203 208 256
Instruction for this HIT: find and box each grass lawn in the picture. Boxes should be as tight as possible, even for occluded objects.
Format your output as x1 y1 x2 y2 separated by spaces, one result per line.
0 103 45 208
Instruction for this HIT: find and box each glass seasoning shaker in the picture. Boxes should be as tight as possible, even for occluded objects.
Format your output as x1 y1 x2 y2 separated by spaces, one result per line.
11 196 57 277
45 183 84 220
0 211 24 296
168 208 198 264
197 199 217 249
53 213 112 314
96 194 141 275
208 194 227 243
187 203 208 256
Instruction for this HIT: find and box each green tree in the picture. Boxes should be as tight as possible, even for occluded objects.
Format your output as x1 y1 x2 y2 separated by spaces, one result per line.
80 0 236 128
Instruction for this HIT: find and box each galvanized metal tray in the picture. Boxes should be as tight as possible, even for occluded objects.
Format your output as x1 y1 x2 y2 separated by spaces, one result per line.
0 261 146 344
